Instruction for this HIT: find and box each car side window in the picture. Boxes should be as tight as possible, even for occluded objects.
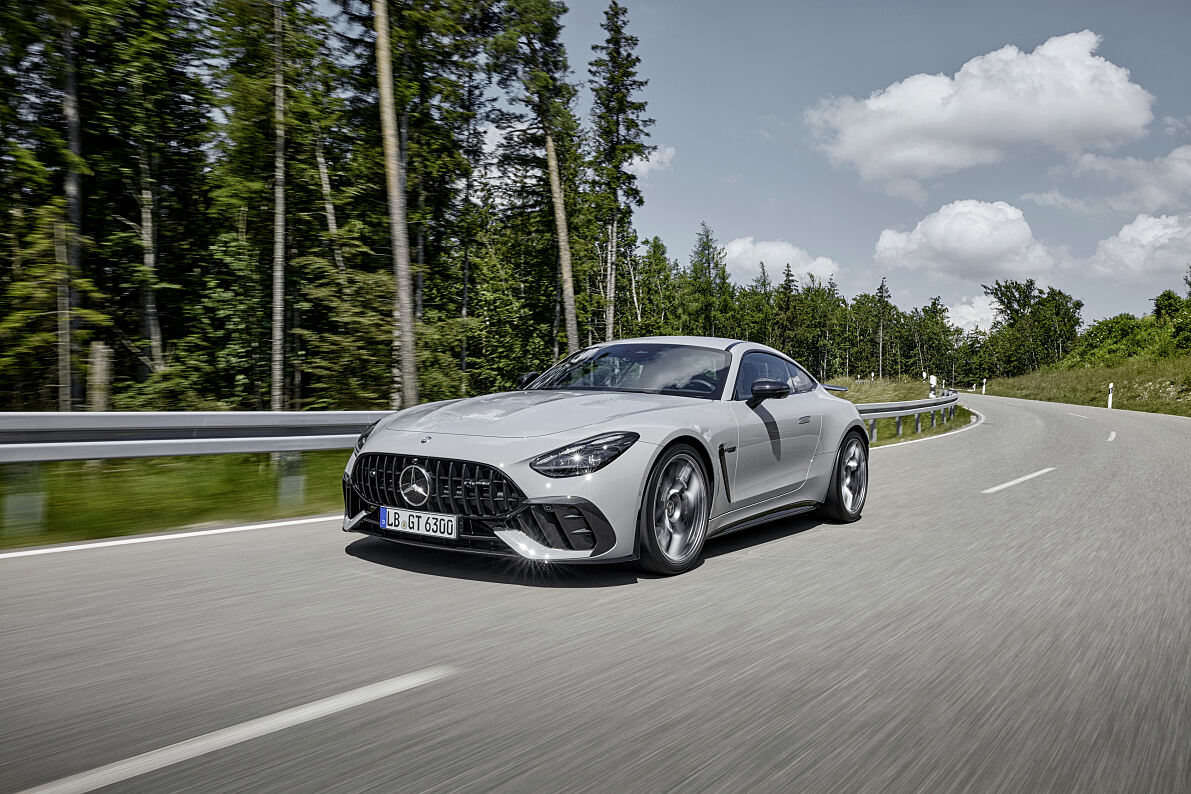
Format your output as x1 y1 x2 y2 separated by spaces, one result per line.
734 352 792 400
786 361 816 393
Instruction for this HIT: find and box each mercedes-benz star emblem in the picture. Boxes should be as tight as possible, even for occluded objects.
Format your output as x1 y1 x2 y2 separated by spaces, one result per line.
398 464 432 508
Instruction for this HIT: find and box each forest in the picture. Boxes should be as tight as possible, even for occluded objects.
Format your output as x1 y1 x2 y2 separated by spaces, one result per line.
3 0 1190 413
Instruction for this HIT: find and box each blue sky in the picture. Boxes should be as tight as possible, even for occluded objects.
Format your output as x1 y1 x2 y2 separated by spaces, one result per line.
559 0 1191 330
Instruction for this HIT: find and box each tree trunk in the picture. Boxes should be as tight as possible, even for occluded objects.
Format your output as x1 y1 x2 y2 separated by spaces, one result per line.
87 342 111 411
270 0 286 412
604 213 617 341
374 0 417 409
543 133 578 354
138 147 164 371
878 321 884 379
628 249 641 324
313 130 345 280
61 23 81 409
55 222 71 412
552 261 561 360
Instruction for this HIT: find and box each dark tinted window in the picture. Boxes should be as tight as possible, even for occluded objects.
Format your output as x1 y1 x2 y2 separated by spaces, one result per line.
530 343 731 400
734 352 794 400
787 361 816 393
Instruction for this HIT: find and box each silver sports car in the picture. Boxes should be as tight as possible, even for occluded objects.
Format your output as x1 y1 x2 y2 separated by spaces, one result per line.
342 336 868 574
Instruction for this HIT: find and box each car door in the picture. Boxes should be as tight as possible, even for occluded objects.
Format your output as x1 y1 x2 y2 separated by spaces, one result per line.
727 352 823 507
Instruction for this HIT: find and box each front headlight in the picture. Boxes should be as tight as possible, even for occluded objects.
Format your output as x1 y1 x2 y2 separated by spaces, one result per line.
530 432 639 478
355 419 381 452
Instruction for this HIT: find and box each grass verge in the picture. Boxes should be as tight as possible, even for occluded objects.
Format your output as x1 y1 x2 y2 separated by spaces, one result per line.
831 376 976 448
0 450 349 550
984 354 1191 417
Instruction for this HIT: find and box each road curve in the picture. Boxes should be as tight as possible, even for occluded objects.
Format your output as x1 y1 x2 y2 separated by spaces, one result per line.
2 394 1190 792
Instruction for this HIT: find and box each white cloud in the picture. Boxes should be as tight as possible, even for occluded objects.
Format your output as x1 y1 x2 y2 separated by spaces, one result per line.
1163 116 1191 137
1020 189 1096 213
1088 213 1191 280
1047 146 1191 214
723 236 839 285
627 144 675 178
806 31 1154 200
874 200 1057 281
947 295 998 333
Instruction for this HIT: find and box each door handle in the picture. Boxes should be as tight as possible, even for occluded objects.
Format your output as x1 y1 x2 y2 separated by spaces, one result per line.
798 415 811 424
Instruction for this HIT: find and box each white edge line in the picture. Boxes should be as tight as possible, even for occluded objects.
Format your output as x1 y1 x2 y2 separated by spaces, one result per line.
1066 412 1089 419
1107 431 1117 442
17 667 455 794
981 467 1056 494
0 514 341 561
872 407 985 450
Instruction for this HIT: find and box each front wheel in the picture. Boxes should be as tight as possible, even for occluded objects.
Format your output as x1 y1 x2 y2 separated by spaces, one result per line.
637 444 710 575
821 433 867 523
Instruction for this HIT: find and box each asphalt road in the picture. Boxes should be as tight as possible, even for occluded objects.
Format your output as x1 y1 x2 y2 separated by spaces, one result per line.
3 394 1191 793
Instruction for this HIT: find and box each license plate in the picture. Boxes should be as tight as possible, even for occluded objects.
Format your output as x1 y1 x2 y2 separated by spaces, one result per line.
379 506 457 540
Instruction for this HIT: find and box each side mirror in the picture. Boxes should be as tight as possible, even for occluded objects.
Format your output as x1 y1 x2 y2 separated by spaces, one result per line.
515 371 540 390
747 377 791 408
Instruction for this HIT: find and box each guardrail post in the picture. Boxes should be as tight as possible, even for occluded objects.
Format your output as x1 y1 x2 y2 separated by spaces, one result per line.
2 463 47 538
931 410 937 428
868 419 877 442
896 416 903 436
915 413 921 433
276 452 306 509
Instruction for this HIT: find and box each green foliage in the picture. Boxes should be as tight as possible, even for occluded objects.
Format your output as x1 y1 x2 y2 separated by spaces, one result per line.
4 1 1189 416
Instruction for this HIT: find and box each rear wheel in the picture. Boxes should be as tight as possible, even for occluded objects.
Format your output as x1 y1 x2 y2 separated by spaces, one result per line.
637 444 710 575
822 433 867 523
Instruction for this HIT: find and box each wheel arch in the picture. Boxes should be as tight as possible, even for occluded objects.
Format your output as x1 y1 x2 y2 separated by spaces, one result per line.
633 434 718 559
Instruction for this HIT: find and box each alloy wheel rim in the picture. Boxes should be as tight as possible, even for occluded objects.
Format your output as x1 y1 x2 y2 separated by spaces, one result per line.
652 453 707 564
840 439 867 514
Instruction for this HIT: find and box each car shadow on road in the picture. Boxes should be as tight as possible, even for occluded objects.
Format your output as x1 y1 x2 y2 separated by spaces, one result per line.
702 514 824 559
344 536 643 588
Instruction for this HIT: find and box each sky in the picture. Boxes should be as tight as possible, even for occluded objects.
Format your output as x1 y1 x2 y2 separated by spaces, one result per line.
557 0 1191 331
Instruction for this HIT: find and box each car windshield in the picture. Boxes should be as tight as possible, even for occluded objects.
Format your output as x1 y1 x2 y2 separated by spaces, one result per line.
529 343 731 400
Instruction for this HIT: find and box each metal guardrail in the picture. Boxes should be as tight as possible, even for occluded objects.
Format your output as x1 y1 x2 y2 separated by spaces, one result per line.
854 390 960 441
0 390 962 463
0 411 391 463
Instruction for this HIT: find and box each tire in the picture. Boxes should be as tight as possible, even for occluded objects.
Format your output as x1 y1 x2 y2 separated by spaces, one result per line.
637 443 711 575
821 432 868 523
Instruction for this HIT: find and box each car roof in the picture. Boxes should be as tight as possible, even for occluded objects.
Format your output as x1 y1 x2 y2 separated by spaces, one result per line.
602 336 783 356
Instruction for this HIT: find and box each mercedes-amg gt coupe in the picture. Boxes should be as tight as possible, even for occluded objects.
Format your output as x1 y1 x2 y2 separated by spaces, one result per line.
342 336 869 574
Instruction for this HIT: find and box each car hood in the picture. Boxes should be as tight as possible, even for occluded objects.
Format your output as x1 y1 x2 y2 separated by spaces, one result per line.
381 390 693 439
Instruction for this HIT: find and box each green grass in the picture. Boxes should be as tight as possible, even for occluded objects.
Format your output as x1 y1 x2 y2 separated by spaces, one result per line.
830 376 976 447
0 450 350 550
985 354 1191 417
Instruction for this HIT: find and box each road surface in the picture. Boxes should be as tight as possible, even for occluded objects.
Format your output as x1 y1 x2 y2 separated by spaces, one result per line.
2 394 1190 792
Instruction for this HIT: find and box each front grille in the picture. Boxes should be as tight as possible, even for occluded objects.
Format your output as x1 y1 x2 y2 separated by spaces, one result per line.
351 453 525 518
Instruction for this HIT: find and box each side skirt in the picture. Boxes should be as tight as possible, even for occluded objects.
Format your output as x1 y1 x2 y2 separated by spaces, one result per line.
708 500 818 539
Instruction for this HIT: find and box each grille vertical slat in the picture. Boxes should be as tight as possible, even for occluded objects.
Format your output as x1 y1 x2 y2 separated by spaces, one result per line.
447 459 460 515
484 480 497 516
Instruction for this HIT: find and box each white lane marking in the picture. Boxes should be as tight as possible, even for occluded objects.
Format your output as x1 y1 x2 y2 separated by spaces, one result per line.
1066 412 1089 419
0 514 340 561
872 408 985 450
1107 431 1117 442
981 467 1056 494
17 667 454 794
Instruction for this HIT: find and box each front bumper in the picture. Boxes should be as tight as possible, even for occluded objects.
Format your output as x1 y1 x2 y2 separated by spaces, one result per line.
341 437 654 562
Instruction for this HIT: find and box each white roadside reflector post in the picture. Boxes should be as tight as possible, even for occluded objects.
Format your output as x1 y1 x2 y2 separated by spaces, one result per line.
1108 382 1114 410
982 378 986 395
